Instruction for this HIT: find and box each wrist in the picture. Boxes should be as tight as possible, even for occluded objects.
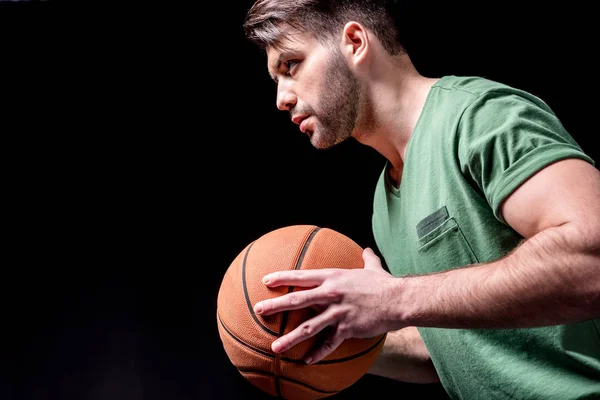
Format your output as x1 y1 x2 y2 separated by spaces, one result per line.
386 276 419 329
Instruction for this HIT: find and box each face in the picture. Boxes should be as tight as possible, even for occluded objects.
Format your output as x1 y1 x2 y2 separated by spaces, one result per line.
266 30 360 149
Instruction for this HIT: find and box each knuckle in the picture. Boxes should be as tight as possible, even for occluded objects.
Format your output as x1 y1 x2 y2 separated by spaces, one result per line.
289 293 301 306
300 323 312 337
325 289 342 302
329 269 343 278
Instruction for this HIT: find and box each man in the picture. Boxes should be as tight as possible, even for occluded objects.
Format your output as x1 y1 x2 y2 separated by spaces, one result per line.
242 0 600 398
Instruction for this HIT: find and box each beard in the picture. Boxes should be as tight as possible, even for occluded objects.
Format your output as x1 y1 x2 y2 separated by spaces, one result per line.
308 49 360 149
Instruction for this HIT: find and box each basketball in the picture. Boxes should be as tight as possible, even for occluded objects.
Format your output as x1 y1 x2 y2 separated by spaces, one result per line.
216 225 386 399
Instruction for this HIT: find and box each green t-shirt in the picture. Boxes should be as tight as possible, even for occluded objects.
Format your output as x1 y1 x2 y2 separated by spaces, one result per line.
372 75 600 399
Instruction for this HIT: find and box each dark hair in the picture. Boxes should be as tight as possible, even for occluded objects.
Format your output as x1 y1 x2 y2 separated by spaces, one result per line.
243 0 405 55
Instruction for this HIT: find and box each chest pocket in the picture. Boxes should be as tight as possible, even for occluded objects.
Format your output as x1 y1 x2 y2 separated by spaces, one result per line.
416 206 479 273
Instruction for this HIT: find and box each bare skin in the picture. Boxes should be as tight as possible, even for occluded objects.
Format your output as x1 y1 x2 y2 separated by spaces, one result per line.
256 22 600 380
366 327 440 384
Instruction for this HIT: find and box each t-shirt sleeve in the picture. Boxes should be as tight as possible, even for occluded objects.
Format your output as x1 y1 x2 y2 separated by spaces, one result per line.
457 90 596 224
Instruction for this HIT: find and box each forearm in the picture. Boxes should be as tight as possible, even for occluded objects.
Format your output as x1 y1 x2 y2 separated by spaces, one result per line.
396 224 600 329
367 326 439 384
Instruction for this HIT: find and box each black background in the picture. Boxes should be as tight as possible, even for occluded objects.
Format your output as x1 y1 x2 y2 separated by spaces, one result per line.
1 1 597 399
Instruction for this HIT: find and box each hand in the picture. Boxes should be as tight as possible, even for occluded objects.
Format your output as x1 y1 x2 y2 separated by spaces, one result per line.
253 247 402 364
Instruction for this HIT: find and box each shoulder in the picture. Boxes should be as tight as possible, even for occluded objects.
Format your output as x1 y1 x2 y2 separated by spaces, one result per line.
435 75 527 97
435 75 552 113
435 76 564 139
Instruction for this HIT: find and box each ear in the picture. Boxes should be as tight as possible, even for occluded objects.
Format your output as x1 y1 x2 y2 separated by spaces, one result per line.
339 21 369 67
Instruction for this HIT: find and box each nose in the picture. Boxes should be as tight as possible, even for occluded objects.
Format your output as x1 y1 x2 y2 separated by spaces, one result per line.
276 81 296 112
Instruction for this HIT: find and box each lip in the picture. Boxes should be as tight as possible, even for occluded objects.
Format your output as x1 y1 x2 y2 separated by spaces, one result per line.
299 116 310 133
292 114 309 125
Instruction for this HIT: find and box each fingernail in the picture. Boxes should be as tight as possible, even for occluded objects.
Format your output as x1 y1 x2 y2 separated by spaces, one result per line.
262 276 270 284
304 356 312 364
272 341 282 352
254 304 263 314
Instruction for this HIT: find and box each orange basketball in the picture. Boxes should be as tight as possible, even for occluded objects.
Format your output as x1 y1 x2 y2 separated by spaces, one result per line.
216 225 386 399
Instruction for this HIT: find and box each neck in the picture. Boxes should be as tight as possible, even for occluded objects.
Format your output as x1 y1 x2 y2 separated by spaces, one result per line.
352 54 439 187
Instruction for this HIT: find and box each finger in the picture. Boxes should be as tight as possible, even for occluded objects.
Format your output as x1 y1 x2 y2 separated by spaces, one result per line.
271 306 343 354
362 247 383 271
254 286 341 316
262 269 337 287
303 327 346 364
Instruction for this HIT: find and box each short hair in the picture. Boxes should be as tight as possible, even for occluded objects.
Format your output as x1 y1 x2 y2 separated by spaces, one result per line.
243 0 405 55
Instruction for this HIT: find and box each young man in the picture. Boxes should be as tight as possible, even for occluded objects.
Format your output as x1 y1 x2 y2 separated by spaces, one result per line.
243 1 600 398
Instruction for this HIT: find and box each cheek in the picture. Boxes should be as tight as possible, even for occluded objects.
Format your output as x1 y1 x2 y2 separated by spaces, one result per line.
301 60 326 96
301 76 319 97
303 77 328 110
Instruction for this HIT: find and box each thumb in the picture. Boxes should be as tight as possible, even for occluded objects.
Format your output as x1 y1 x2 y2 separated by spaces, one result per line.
362 247 383 271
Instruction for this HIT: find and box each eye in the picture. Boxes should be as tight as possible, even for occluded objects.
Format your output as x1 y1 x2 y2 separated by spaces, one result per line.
284 60 300 76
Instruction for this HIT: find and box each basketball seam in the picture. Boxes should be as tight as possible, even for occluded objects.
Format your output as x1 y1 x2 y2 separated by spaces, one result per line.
238 368 340 395
306 333 386 364
218 313 386 364
242 241 279 337
276 226 321 396
218 313 274 359
277 226 322 338
220 226 388 398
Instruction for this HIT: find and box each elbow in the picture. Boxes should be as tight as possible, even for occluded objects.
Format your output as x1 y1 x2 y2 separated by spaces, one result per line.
563 218 600 253
572 221 600 316
551 221 600 319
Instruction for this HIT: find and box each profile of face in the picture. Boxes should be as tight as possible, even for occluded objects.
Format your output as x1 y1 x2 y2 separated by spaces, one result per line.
266 29 360 149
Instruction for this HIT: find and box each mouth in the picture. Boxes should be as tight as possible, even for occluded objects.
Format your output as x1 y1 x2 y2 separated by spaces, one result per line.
299 116 310 133
292 114 310 130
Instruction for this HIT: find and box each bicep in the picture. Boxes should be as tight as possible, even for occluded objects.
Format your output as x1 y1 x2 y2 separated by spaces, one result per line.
500 158 600 241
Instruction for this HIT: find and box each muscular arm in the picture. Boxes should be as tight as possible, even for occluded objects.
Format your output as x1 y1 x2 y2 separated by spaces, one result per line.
394 158 600 329
367 327 439 384
255 160 600 363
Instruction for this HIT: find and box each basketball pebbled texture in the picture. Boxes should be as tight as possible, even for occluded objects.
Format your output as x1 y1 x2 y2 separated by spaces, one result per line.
216 225 386 399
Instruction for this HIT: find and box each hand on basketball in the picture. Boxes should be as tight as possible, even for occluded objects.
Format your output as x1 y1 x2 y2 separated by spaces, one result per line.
253 247 402 364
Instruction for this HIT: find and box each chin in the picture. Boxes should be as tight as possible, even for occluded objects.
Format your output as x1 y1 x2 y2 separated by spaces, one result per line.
310 136 335 150
308 134 324 150
313 128 348 150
